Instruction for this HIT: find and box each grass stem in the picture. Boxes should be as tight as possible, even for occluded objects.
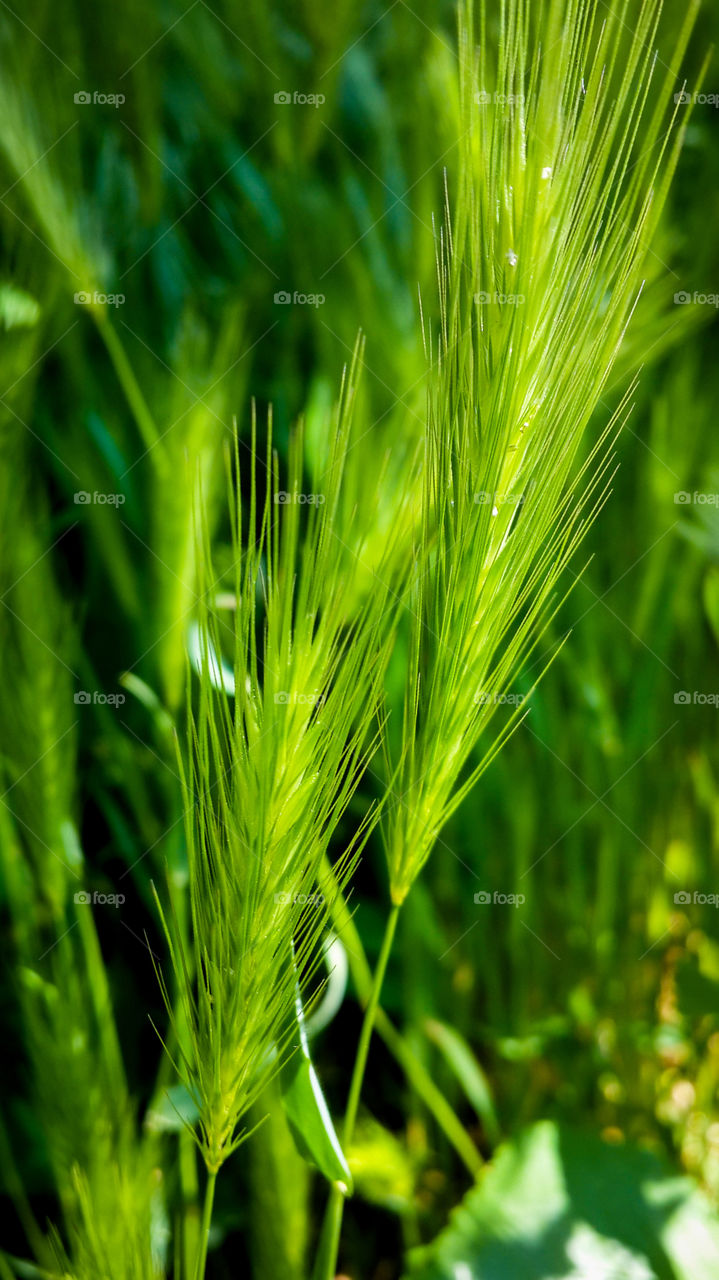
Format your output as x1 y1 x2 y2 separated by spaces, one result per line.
315 902 400 1280
321 857 481 1175
194 1168 217 1280
94 315 165 466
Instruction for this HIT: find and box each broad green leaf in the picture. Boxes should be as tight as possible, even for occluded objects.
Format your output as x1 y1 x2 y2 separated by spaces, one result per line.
280 963 352 1193
404 1122 719 1280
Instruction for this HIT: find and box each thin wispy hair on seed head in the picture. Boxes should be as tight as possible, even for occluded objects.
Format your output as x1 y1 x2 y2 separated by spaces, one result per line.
383 0 699 904
154 347 398 1173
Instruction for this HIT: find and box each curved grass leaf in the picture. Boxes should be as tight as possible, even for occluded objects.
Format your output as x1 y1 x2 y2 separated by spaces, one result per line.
423 1019 500 1146
280 958 353 1193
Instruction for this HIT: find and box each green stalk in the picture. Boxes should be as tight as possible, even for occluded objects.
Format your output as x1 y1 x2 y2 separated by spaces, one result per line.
345 902 400 1145
181 1131 201 1279
73 898 126 1097
247 1081 309 1280
94 314 166 466
314 903 400 1280
321 857 481 1175
0 1114 49 1267
375 1007 482 1174
194 1168 217 1280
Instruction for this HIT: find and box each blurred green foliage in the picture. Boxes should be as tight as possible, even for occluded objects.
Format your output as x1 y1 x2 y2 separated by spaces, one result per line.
1 1 719 1278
